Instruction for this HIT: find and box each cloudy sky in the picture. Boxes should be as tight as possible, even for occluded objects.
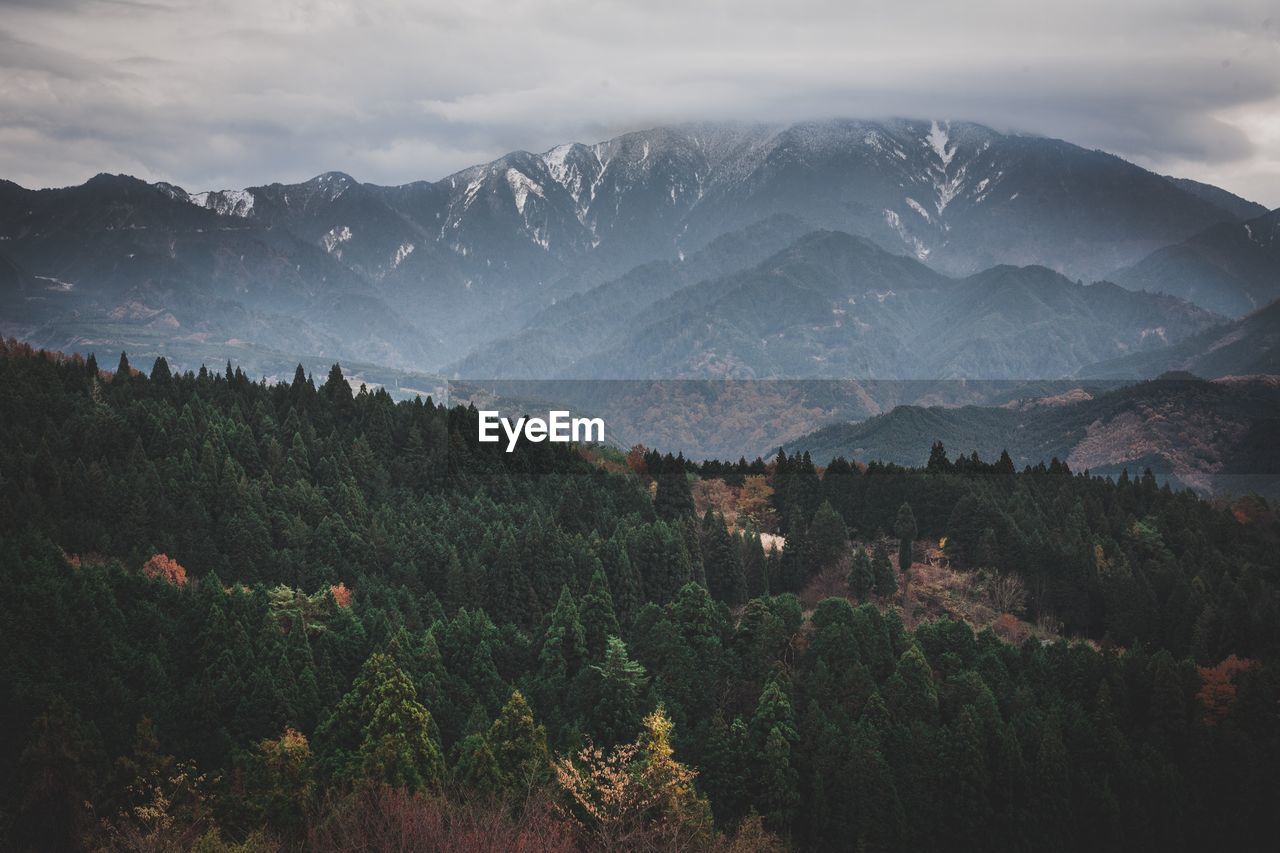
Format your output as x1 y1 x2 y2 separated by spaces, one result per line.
2 0 1278 205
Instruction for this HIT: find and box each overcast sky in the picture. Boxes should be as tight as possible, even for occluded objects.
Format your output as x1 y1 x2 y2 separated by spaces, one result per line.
2 0 1278 206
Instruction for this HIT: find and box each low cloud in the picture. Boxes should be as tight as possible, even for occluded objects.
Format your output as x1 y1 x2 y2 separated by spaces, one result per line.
1 0 1277 205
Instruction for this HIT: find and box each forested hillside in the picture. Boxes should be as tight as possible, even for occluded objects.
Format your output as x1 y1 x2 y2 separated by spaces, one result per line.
1 341 1278 851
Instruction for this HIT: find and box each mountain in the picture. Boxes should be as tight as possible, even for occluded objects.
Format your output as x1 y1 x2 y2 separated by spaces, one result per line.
442 230 1221 461
1080 297 1280 379
447 214 816 379
0 119 1262 378
784 374 1280 495
1110 208 1280 317
206 120 1255 320
1162 176 1269 221
0 174 444 370
564 230 1220 380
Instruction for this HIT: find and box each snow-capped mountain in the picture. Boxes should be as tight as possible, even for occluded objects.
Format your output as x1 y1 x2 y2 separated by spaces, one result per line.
166 119 1250 289
0 119 1266 372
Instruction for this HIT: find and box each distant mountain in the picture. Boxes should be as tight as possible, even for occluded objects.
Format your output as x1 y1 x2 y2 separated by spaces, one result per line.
0 119 1262 374
1110 208 1280 317
200 120 1255 315
448 214 816 379
1162 177 1269 221
0 174 443 369
563 230 1220 380
784 375 1280 496
1080 297 1280 379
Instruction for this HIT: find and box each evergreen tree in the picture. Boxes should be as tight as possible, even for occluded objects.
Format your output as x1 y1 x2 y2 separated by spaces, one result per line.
848 547 875 600
872 541 897 598
654 456 695 521
320 652 444 791
740 526 769 599
450 733 503 800
884 645 938 724
749 678 800 831
808 500 849 571
585 636 649 748
580 569 622 662
701 511 747 606
895 501 918 602
487 690 551 796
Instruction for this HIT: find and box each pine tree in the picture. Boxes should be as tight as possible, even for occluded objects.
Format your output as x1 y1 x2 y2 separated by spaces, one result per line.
654 456 695 521
701 511 747 606
113 351 131 383
895 502 918 604
740 525 769 599
848 546 875 600
450 733 503 800
884 644 938 724
749 678 800 830
580 569 622 661
927 440 951 472
150 356 172 384
586 636 649 748
808 500 849 571
488 690 551 796
321 652 444 791
536 585 587 731
872 541 897 598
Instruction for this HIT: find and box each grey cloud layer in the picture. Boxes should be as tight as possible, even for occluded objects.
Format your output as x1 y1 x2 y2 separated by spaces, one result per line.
1 0 1277 204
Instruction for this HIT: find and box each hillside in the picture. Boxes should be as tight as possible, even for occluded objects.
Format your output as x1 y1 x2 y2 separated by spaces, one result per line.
569 231 1220 380
2 344 1278 850
1080 298 1280 380
1111 208 1280 317
784 375 1280 495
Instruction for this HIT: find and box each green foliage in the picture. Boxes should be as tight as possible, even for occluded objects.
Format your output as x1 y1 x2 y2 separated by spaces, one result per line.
487 690 551 796
872 541 897 598
808 500 849 571
586 636 649 748
849 546 875 600
1 348 1279 850
320 652 444 792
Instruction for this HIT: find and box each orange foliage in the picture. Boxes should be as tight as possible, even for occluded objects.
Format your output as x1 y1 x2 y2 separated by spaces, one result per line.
142 553 189 586
737 475 777 532
991 612 1030 644
1197 655 1256 725
625 444 649 480
330 582 353 608
692 478 739 524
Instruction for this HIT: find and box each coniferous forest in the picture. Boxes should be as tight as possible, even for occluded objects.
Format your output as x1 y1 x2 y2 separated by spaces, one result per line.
2 340 1278 852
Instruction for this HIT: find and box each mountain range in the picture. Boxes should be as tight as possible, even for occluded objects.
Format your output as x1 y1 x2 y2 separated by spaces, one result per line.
1 118 1277 485
2 119 1273 380
465 230 1219 381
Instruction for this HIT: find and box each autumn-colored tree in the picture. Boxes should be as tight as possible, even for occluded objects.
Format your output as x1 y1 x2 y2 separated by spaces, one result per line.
738 476 777 532
329 582 353 608
1196 655 1256 725
98 761 218 853
626 445 649 481
554 707 712 850
142 553 189 586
